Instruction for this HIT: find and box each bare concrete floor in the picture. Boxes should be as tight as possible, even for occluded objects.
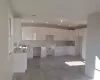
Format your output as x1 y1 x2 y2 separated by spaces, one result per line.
13 56 92 80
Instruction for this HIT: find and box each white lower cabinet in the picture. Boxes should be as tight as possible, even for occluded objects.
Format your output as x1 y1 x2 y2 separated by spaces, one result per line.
13 53 27 73
55 46 75 56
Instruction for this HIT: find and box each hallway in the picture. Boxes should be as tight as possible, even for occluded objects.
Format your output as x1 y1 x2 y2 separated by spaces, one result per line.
13 56 91 80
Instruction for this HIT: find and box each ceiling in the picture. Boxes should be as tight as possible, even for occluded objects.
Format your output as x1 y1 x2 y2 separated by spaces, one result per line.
11 0 100 26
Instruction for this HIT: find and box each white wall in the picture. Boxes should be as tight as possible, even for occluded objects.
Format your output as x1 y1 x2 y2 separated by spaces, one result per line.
85 12 100 78
14 18 22 45
22 27 76 41
0 0 12 80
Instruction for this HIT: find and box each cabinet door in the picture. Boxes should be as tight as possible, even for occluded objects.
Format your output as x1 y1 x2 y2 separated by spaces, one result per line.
22 27 33 40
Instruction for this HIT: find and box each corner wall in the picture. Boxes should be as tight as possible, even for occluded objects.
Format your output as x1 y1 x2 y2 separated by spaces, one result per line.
85 12 100 78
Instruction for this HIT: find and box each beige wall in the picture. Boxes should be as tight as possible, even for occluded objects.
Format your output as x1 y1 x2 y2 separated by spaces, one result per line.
0 0 13 80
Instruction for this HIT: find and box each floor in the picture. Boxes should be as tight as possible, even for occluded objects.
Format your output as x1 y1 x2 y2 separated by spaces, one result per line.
13 56 92 80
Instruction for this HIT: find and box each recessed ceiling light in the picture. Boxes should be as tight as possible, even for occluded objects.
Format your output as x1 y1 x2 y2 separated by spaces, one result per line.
69 25 71 27
61 20 63 23
46 22 48 23
58 24 60 25
32 21 35 23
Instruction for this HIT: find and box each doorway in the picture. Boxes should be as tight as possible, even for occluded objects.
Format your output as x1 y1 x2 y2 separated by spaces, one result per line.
33 47 41 58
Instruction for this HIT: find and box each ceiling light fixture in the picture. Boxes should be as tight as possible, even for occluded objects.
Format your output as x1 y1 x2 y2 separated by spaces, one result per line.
32 21 35 23
69 25 71 27
58 24 60 25
61 20 63 23
46 22 48 23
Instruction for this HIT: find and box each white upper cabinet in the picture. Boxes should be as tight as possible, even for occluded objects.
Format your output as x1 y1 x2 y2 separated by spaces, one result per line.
22 27 79 41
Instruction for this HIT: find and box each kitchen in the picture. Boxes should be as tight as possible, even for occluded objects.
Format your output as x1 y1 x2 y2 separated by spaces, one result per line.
13 18 87 74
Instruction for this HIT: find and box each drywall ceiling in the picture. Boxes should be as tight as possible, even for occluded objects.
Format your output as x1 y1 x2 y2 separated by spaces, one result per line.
11 0 100 26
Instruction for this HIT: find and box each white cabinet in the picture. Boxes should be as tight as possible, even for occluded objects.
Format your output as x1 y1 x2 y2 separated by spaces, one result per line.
41 47 47 58
55 46 75 56
13 53 27 73
67 46 75 56
22 27 76 41
27 45 34 59
55 47 68 56
22 27 36 40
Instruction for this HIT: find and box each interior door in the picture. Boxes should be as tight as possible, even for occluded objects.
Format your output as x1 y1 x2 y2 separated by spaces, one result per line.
8 17 14 79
